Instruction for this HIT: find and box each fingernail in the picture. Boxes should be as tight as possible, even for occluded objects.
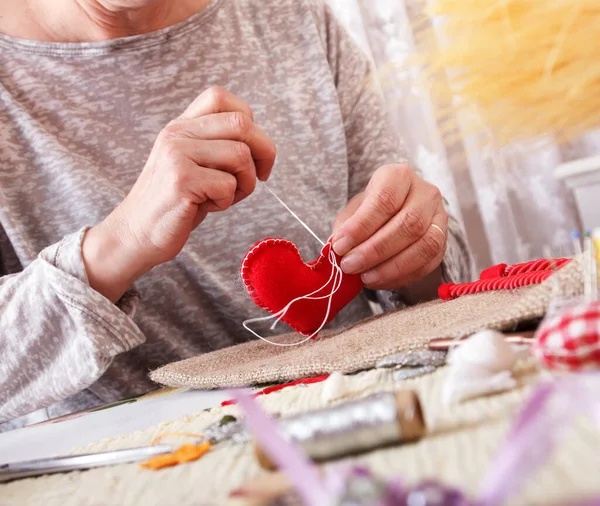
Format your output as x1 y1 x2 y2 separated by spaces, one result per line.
361 270 380 285
341 253 364 274
333 236 353 256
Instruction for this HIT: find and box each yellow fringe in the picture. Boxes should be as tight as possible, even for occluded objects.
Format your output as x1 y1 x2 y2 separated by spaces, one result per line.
416 0 600 145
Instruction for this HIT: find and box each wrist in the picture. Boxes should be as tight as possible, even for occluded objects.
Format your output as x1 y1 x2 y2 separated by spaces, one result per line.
394 266 443 305
82 215 150 303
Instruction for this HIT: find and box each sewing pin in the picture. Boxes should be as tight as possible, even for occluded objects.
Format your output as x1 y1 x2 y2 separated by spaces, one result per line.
572 231 583 257
584 232 595 300
428 331 535 351
589 231 598 301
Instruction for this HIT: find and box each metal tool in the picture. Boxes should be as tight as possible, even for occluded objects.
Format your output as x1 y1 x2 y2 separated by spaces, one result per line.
0 445 172 483
428 331 535 351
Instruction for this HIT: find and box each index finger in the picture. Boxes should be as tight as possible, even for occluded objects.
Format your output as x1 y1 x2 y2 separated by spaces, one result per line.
179 86 254 121
332 165 412 257
166 113 276 181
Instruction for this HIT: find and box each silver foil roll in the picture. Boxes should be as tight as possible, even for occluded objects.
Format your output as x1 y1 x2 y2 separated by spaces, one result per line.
256 390 425 469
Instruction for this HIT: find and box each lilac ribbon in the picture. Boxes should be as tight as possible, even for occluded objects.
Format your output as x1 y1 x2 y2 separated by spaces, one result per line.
232 374 600 506
231 389 331 506
479 374 599 506
478 382 563 506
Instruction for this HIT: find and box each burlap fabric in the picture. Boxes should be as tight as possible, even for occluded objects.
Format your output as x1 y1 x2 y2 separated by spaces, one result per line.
150 259 583 389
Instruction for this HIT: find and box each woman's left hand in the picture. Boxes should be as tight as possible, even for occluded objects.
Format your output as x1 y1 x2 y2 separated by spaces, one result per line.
332 164 448 290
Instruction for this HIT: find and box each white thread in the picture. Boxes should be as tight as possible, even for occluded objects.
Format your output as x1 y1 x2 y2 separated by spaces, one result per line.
242 247 343 346
242 184 341 346
262 183 326 247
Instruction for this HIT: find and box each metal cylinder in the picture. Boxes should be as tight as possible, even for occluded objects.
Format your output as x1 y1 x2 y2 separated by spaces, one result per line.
255 390 425 470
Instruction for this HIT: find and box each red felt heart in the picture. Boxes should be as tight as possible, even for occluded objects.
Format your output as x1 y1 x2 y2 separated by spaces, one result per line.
241 238 364 336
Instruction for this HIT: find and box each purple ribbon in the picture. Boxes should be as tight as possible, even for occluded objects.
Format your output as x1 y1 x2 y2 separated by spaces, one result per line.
479 381 571 506
480 374 600 506
231 389 330 506
232 373 600 506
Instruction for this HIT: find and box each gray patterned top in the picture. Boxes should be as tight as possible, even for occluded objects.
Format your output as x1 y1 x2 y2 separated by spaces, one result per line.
0 0 471 430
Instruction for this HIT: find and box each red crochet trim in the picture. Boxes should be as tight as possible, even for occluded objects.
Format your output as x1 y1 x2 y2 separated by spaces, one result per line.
220 375 330 407
480 258 570 279
439 258 571 301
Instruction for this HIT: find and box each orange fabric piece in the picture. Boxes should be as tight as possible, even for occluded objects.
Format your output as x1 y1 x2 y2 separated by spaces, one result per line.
140 442 211 470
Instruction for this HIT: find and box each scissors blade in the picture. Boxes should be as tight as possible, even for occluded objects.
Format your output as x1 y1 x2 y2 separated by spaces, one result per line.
0 445 172 483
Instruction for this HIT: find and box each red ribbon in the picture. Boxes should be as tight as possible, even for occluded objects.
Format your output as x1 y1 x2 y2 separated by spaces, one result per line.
440 258 571 301
221 375 330 407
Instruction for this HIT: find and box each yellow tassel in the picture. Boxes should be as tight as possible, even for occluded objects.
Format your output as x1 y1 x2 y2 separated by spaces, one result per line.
417 0 600 145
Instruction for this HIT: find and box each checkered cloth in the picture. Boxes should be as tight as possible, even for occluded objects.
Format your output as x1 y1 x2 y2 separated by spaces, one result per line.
533 300 600 371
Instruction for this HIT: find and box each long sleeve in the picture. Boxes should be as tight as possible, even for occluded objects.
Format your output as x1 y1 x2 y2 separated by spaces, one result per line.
0 228 145 423
309 1 473 306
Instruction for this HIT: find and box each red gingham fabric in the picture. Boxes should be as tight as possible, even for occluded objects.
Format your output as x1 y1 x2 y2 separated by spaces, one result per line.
533 301 600 371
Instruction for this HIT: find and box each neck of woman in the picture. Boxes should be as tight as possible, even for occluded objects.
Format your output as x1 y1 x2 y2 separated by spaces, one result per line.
1 0 212 42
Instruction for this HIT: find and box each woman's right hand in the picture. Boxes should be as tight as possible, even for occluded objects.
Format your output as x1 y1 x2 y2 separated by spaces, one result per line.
82 87 276 302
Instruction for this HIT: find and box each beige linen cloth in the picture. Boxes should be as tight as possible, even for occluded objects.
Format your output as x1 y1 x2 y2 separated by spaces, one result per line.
1 362 599 506
150 258 584 389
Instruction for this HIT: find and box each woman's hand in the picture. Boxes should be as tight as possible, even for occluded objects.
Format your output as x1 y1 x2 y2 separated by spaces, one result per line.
83 87 276 302
332 164 447 290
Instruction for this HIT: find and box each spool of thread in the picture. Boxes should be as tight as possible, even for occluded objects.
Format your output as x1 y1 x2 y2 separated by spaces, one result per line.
255 390 425 470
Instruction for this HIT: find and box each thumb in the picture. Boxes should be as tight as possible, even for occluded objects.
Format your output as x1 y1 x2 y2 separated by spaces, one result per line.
332 192 365 235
